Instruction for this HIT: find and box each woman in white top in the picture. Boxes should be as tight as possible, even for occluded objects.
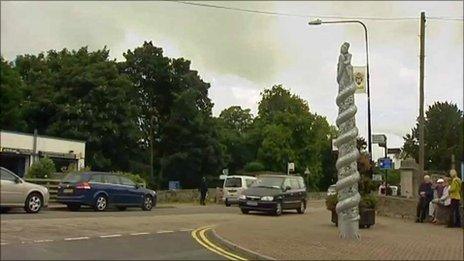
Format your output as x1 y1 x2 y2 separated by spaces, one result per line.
432 177 451 224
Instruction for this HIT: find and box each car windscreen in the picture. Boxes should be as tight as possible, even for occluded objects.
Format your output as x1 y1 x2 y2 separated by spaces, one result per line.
224 178 242 188
62 173 88 183
251 177 284 189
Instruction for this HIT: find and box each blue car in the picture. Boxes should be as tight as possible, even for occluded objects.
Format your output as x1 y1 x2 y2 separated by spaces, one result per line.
57 172 156 211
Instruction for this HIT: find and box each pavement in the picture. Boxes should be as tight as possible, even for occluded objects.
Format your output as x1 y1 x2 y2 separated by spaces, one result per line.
2 201 463 260
214 200 464 260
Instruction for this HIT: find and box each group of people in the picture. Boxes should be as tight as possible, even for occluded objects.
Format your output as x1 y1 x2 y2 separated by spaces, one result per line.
416 171 462 228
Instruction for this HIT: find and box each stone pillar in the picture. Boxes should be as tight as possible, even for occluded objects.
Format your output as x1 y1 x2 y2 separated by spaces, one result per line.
399 158 419 199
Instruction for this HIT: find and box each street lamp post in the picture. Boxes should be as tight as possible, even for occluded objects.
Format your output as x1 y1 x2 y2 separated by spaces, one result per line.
308 19 373 158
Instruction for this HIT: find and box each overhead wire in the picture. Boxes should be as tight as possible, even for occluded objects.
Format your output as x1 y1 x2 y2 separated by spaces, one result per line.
174 1 463 22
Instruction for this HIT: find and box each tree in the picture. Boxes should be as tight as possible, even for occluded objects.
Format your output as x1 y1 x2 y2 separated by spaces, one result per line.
122 41 223 188
252 85 333 190
216 106 255 173
13 47 142 171
219 106 253 133
28 157 56 179
402 101 463 173
0 57 26 130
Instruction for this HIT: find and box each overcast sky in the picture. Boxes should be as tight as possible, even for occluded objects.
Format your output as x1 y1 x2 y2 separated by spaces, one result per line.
1 1 463 159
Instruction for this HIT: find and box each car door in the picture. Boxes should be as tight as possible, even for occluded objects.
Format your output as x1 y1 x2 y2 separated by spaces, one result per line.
119 176 142 205
281 178 294 209
288 178 302 208
297 177 307 202
0 168 25 206
102 174 123 205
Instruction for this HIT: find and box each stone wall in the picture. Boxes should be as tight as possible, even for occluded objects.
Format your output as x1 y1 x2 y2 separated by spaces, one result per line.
156 188 327 204
376 195 417 220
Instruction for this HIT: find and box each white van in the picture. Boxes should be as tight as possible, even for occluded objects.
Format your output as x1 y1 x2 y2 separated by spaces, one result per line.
222 175 257 207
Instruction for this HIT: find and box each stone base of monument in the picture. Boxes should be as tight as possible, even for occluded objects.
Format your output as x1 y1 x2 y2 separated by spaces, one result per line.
331 208 376 229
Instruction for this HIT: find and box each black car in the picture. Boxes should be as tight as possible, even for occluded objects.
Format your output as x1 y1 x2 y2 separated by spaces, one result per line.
238 175 307 216
57 172 156 211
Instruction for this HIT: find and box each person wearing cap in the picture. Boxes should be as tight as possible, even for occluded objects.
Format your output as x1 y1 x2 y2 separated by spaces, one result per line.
429 178 445 221
432 178 450 224
416 175 433 223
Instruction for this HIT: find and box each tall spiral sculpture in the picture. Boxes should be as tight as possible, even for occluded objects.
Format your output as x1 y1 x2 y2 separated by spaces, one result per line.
333 42 361 239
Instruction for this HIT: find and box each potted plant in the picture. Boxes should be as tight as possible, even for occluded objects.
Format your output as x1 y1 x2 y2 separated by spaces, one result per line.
326 193 377 228
325 137 378 228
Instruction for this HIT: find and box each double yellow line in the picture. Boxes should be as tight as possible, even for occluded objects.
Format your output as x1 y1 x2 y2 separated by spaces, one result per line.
192 227 247 261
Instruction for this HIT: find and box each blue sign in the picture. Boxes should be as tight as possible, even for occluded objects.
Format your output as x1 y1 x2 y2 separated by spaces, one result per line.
169 181 181 190
379 157 393 170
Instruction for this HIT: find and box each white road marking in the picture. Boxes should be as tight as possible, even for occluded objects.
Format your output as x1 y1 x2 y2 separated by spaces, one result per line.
130 232 150 236
157 230 174 234
34 239 54 243
0 242 8 246
179 228 194 232
99 234 122 238
64 237 90 241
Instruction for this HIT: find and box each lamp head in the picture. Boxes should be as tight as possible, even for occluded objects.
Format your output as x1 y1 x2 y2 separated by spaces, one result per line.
308 19 322 25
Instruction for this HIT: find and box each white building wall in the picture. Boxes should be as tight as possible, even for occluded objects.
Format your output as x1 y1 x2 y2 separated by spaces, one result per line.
0 130 86 170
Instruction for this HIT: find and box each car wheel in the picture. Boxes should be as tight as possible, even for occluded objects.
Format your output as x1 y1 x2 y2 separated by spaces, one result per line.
94 195 108 211
297 201 306 214
274 202 282 216
25 193 43 213
240 208 249 214
67 204 81 211
117 206 127 211
142 195 153 211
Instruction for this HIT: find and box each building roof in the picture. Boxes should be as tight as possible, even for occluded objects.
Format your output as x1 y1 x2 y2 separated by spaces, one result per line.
1 129 86 144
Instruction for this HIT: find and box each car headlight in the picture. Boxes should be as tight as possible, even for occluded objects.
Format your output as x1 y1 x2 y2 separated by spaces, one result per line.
261 196 274 201
239 195 246 200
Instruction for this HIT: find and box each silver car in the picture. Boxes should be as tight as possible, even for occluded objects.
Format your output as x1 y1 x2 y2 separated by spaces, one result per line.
0 167 49 213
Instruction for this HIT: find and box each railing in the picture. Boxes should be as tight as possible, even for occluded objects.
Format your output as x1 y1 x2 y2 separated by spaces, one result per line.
24 178 61 202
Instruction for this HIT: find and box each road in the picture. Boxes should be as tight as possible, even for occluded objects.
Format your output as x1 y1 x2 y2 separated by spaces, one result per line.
0 204 240 260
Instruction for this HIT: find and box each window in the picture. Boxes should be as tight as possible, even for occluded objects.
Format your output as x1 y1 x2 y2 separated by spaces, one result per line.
297 178 306 189
1 168 17 182
90 175 104 183
104 175 120 185
120 176 135 186
245 179 255 187
63 173 86 183
224 178 242 188
290 178 300 190
251 177 284 189
283 178 292 190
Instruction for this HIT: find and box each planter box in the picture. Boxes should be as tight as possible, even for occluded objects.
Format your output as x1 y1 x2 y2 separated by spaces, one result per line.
331 208 376 228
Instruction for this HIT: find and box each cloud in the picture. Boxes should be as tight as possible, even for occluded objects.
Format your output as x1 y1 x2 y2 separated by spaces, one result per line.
1 0 462 154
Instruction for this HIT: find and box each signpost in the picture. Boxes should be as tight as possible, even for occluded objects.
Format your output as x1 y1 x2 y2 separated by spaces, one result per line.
378 157 393 170
287 162 295 175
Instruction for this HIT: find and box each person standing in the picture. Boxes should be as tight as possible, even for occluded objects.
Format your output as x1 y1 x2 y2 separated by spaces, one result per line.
448 170 462 228
199 177 208 206
416 175 433 223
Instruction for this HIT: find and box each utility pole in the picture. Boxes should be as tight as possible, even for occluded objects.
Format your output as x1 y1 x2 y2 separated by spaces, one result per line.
419 12 426 176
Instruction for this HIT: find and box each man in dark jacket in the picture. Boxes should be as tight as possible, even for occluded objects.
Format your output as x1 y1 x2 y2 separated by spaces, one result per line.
199 177 208 206
416 175 433 223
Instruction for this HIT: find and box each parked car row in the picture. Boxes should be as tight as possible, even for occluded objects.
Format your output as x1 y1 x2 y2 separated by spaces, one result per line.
0 167 157 214
223 174 308 216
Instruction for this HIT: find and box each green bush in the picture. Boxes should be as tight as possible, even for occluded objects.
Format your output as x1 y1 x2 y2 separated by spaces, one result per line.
325 193 378 211
28 157 56 179
325 194 338 211
360 194 378 210
62 163 91 174
117 172 146 186
244 161 265 172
